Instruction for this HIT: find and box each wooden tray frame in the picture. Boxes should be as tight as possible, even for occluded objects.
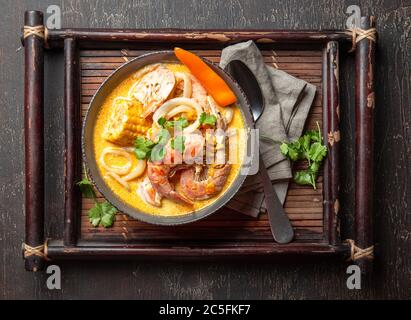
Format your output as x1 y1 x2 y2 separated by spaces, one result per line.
22 10 376 272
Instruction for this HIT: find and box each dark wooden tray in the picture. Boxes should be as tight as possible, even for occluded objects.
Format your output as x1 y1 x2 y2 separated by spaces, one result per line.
22 10 376 272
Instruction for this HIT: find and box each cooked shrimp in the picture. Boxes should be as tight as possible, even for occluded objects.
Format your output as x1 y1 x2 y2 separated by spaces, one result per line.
183 133 205 164
137 177 162 207
180 98 231 200
180 164 231 200
146 143 191 204
130 66 176 118
147 162 193 205
190 75 208 109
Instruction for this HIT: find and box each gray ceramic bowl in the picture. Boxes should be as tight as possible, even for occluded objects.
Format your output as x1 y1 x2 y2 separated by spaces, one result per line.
82 51 254 225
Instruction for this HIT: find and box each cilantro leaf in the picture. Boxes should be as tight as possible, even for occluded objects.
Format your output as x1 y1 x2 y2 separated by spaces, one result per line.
306 129 321 143
155 128 170 145
88 201 117 228
174 117 189 129
157 117 167 127
280 140 302 161
134 136 156 160
199 112 217 126
100 202 117 228
279 121 327 189
149 129 169 162
77 178 96 198
280 143 289 155
294 170 317 189
165 117 189 130
101 213 116 228
150 145 166 161
171 135 186 153
158 116 189 130
79 175 117 227
88 202 102 227
309 161 320 173
135 148 147 160
300 134 311 154
308 142 327 163
101 201 117 216
135 129 170 162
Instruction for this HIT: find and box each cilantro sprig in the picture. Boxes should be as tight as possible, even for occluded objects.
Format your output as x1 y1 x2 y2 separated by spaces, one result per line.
77 176 117 228
171 135 186 153
199 112 217 127
134 128 170 162
77 178 96 199
280 122 327 189
158 116 189 130
88 201 117 228
134 136 156 160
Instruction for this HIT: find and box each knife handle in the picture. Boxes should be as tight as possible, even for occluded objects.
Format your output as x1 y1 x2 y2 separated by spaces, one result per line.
259 155 294 244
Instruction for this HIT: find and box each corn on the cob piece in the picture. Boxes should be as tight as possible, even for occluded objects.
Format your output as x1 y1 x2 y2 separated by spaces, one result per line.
104 97 151 146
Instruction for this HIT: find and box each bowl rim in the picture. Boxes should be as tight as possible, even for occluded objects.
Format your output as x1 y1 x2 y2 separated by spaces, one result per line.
82 50 254 225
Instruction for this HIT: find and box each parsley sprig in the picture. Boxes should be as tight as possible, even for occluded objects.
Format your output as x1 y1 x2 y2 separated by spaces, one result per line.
280 122 327 189
77 173 117 228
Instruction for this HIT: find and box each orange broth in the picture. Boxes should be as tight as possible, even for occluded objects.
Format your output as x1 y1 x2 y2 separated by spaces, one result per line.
93 63 246 216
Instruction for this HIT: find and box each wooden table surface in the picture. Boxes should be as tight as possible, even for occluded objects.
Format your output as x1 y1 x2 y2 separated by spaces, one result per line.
0 0 410 299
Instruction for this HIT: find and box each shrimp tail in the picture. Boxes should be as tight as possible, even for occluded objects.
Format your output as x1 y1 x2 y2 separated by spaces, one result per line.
168 190 193 205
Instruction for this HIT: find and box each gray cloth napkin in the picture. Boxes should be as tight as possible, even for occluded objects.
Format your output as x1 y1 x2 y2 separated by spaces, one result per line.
219 41 316 217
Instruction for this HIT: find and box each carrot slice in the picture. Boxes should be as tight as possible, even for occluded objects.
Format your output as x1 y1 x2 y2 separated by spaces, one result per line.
174 47 237 107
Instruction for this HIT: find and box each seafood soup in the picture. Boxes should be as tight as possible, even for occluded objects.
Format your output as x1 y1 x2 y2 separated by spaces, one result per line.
93 58 246 217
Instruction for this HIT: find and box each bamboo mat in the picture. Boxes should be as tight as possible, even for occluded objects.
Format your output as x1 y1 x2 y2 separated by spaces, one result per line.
79 49 324 243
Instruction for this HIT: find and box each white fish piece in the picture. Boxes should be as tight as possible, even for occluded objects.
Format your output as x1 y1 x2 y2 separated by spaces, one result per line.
130 66 176 118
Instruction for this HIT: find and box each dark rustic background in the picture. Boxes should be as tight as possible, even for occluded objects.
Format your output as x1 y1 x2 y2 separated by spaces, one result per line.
0 0 410 299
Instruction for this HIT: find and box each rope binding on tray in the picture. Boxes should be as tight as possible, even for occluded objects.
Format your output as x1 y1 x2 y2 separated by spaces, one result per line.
23 25 48 41
344 239 374 261
345 27 377 52
23 240 50 261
